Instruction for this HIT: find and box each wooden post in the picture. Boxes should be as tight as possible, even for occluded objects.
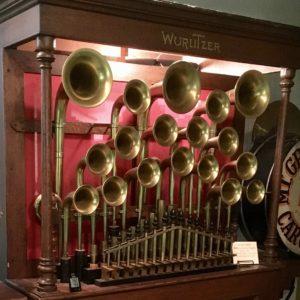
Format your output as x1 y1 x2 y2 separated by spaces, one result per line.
36 35 57 292
264 68 295 263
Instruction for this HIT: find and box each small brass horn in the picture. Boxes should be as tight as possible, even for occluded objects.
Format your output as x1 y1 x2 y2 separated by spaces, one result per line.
153 114 179 146
171 146 195 176
137 158 161 188
115 126 141 160
203 127 239 157
73 184 99 215
197 154 219 183
163 61 200 114
233 70 270 118
102 176 128 207
236 152 257 180
221 178 242 206
186 116 209 148
124 79 151 115
206 90 230 124
245 179 265 205
86 143 114 176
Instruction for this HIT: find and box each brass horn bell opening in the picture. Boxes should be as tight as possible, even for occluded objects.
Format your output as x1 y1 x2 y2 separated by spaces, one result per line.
115 126 141 160
86 143 114 176
187 116 209 148
171 146 195 176
246 179 265 205
73 184 99 215
137 158 161 188
198 154 219 183
153 114 178 146
235 70 270 118
236 152 257 180
163 61 200 114
206 90 230 124
218 127 239 157
124 79 151 114
221 178 242 206
62 48 113 107
102 176 127 207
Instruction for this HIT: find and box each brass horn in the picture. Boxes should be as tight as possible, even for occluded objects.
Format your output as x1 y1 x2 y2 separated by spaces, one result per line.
197 154 219 183
124 79 151 115
163 61 200 114
86 143 114 176
55 48 113 197
194 90 230 124
186 116 210 148
124 158 161 188
245 179 265 205
115 126 141 160
203 127 239 157
171 146 195 177
73 184 100 215
219 152 257 181
102 176 128 207
231 70 270 118
221 178 242 206
141 114 179 147
137 158 161 188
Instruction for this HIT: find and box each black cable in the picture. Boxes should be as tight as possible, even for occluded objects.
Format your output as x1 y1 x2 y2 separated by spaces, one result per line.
285 278 296 300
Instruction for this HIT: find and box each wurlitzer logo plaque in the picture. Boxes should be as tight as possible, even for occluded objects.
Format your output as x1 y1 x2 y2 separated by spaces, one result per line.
277 142 300 255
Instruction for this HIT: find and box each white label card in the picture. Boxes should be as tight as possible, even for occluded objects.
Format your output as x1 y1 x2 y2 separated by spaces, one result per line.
232 242 259 265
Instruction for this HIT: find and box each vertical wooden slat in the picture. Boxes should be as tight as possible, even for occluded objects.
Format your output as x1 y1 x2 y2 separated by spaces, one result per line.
264 68 295 263
2 49 27 279
35 35 57 292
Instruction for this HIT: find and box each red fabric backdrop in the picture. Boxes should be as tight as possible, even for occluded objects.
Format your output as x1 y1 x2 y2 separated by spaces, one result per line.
24 74 235 260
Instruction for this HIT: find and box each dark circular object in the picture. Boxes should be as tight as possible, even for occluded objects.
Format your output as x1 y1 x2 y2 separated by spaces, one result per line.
239 133 299 249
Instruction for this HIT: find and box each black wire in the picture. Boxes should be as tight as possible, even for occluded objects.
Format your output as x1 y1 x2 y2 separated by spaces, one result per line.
285 278 295 300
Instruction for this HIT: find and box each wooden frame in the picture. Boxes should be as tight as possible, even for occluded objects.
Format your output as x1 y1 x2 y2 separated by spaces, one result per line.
0 0 299 298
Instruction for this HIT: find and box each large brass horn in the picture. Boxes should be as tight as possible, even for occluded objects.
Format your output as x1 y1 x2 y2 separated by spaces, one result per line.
102 176 128 207
55 48 113 197
86 143 114 176
202 127 239 157
197 154 219 183
220 152 257 181
230 70 270 118
114 126 141 160
245 179 265 205
194 90 230 124
163 61 200 114
186 116 210 148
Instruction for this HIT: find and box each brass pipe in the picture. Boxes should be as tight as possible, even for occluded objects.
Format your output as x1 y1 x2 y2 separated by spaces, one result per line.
125 158 161 224
54 48 113 198
156 147 194 209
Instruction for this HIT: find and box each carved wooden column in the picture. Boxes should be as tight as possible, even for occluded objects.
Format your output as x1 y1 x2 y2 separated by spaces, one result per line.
36 35 57 292
264 68 295 263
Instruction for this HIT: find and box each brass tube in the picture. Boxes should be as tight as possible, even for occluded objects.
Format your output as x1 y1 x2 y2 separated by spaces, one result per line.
54 84 69 197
